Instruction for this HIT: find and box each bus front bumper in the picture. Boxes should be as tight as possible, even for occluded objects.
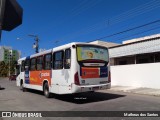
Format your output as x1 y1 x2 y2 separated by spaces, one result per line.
71 83 111 93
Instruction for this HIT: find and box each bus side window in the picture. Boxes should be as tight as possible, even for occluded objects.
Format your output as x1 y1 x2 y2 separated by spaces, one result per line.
21 61 25 72
64 48 71 69
53 51 64 69
37 56 43 70
30 58 36 71
44 54 52 70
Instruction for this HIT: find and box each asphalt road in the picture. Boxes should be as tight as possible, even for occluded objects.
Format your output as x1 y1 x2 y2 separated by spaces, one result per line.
0 77 160 120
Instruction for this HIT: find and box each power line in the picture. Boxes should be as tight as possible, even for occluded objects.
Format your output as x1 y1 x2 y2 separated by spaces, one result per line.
110 24 160 42
50 0 160 44
70 0 89 13
70 0 102 17
74 0 160 38
46 0 102 31
109 0 160 25
40 0 104 43
91 19 160 41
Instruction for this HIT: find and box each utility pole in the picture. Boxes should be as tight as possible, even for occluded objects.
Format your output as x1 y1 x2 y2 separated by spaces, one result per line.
28 35 39 53
8 49 12 76
8 56 10 76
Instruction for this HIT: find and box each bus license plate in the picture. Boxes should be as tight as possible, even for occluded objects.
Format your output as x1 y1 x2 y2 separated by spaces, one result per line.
92 87 99 90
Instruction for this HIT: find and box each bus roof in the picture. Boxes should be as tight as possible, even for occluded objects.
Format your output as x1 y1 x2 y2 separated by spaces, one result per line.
30 49 52 58
52 42 107 51
18 42 108 60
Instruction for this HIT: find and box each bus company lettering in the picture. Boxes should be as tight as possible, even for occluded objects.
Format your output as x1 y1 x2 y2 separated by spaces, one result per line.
41 73 50 77
83 71 96 75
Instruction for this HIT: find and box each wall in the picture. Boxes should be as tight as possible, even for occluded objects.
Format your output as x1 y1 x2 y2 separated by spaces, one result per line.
111 63 160 89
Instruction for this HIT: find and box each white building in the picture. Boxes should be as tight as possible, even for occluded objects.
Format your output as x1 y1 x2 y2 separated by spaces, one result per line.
90 34 160 89
109 34 160 89
89 40 120 48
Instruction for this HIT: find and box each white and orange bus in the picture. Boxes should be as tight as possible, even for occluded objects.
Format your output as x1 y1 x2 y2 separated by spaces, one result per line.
16 42 111 98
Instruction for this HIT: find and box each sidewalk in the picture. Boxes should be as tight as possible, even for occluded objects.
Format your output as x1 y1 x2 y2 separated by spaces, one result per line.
109 85 160 97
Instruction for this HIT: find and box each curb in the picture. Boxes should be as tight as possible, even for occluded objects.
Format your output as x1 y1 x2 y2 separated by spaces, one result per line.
109 86 160 97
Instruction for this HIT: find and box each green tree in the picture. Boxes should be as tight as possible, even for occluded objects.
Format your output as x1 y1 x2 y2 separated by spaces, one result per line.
0 60 17 77
0 61 8 77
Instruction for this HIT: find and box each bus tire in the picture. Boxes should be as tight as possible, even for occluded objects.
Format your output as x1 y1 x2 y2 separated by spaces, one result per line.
90 91 95 93
43 82 52 98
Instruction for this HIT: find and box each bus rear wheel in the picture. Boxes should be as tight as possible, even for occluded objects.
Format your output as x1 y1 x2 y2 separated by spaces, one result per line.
43 82 52 98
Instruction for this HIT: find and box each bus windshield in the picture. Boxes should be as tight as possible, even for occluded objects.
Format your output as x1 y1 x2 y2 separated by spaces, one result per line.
77 45 109 62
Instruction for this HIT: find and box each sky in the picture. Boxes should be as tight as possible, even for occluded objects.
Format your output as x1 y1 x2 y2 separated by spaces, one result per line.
1 0 160 57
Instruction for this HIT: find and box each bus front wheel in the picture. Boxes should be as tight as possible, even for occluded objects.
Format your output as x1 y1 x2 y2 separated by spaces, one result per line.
20 80 26 92
43 82 52 98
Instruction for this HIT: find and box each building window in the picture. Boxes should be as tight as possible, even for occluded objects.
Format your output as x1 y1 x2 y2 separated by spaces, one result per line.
30 58 36 71
44 54 52 70
137 58 148 64
136 53 154 64
155 52 160 62
37 56 43 70
64 48 71 69
119 60 127 65
114 56 135 65
53 51 64 69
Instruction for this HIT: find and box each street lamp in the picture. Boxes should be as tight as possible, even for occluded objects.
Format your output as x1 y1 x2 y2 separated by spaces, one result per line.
28 34 39 53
